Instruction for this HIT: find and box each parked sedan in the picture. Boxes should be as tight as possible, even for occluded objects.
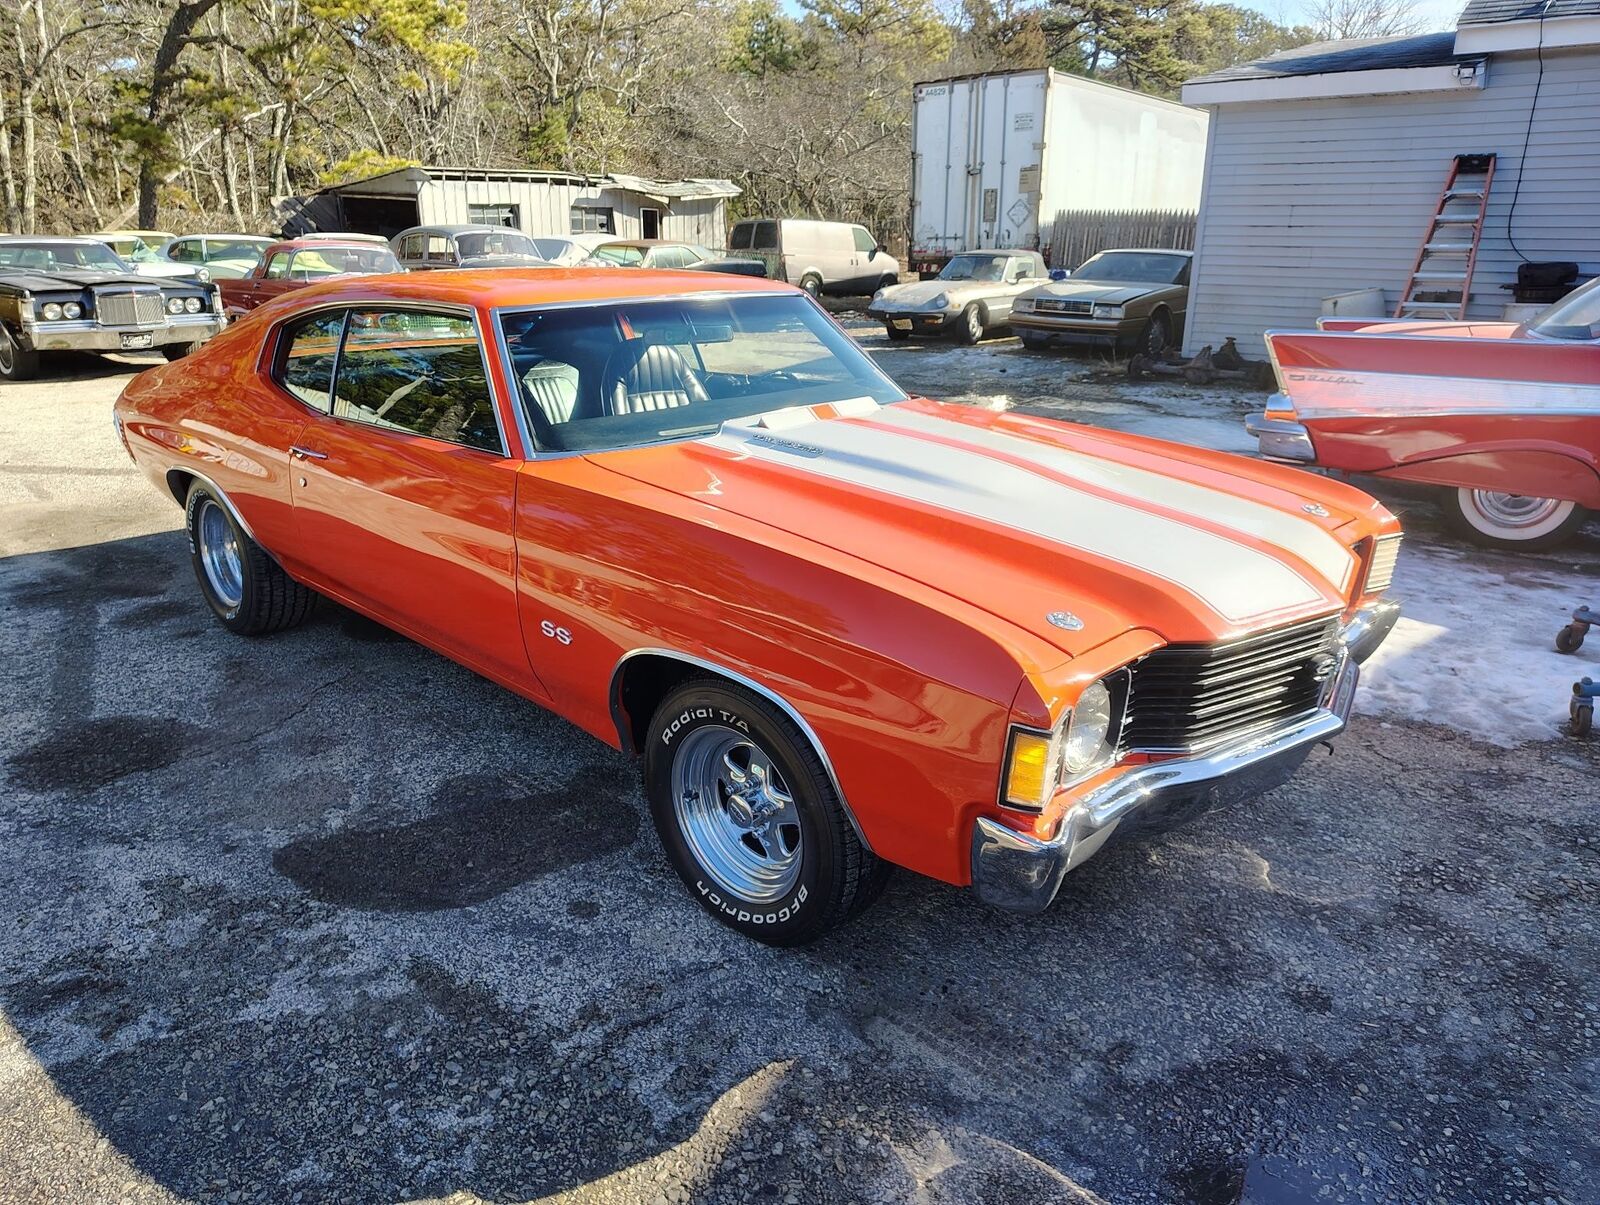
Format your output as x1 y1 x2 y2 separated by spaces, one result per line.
392 225 551 270
529 234 612 266
218 240 402 318
113 269 1400 944
1012 248 1191 354
160 234 276 280
88 231 202 282
0 236 221 379
1251 278 1600 550
588 240 767 276
866 250 1049 343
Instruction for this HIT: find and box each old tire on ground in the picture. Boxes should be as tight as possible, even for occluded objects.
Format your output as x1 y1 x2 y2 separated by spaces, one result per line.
184 480 318 635
1138 310 1173 357
1443 488 1589 552
957 303 985 345
163 341 205 362
799 273 822 298
1556 624 1587 654
644 678 889 945
0 325 40 381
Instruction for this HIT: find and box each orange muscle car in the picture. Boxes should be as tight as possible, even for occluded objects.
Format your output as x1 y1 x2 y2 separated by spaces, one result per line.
113 269 1403 945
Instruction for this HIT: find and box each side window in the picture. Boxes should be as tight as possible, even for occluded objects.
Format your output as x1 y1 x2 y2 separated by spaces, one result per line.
655 246 690 269
399 234 422 259
263 253 291 280
852 226 877 254
168 240 199 263
333 309 501 454
728 223 753 251
425 236 455 263
751 221 778 251
276 311 345 411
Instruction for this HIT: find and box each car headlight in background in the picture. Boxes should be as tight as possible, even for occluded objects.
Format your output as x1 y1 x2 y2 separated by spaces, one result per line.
1092 303 1124 319
184 296 202 313
41 302 62 321
1363 533 1402 594
63 301 82 319
1014 297 1034 311
166 297 184 315
1002 676 1124 810
928 293 950 311
196 268 211 283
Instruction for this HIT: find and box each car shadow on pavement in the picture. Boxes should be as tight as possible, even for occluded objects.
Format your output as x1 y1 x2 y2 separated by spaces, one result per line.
1 530 1597 1203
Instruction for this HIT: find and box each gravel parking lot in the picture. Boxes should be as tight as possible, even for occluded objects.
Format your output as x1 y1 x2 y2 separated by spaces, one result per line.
2 339 1597 1204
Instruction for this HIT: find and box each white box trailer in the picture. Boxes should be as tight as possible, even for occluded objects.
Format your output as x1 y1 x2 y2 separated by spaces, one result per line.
910 69 1210 271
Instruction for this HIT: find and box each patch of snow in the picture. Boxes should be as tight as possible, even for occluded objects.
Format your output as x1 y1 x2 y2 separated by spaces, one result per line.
1359 541 1593 746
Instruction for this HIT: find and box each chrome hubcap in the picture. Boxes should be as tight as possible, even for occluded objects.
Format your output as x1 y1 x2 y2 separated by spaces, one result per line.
0 332 14 372
1470 490 1564 529
197 499 244 608
671 725 802 903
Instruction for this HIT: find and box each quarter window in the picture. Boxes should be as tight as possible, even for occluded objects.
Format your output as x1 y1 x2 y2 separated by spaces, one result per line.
264 253 291 280
276 311 345 411
424 236 455 263
332 309 500 454
168 240 201 263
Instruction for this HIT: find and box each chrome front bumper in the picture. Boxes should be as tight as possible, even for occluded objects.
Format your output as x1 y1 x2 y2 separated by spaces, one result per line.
971 603 1398 914
1247 404 1315 463
22 313 222 353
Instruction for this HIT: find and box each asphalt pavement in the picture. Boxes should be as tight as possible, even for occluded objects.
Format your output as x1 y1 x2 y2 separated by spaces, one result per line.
0 344 1596 1204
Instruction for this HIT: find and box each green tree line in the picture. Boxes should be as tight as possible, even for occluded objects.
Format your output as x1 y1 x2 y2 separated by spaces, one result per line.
0 0 1319 239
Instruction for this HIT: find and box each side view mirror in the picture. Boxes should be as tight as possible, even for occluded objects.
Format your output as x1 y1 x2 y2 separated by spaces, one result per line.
1049 268 1071 282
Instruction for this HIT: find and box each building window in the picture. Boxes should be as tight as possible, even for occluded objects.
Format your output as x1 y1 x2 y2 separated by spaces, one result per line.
571 205 614 235
469 203 520 229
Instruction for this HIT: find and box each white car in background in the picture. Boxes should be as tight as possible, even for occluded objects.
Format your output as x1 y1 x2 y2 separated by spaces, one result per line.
158 234 276 280
529 234 612 266
88 231 208 282
866 250 1050 343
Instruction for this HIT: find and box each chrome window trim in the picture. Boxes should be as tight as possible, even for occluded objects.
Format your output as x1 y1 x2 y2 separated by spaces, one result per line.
487 288 907 461
608 647 874 854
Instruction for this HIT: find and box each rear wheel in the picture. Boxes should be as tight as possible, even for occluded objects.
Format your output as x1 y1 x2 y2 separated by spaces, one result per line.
884 323 911 341
1444 488 1589 551
644 679 888 945
957 303 985 345
799 273 822 298
185 481 318 634
0 325 39 380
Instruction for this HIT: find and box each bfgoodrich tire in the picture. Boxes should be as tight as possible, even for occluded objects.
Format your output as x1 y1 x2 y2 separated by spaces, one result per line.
184 481 318 635
644 679 888 945
1443 487 1590 552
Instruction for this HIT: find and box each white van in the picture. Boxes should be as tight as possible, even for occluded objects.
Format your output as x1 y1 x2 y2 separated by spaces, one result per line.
728 219 899 297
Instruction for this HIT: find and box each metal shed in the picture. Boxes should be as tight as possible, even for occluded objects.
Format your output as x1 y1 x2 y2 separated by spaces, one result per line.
281 167 741 247
1179 4 1600 356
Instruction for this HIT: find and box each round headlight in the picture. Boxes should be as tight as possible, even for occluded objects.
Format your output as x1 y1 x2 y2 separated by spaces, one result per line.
184 296 202 313
63 301 82 319
1061 679 1115 775
41 302 62 321
928 293 949 310
196 268 211 283
166 296 184 315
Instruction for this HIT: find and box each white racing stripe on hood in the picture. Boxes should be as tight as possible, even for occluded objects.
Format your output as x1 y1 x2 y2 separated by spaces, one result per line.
709 415 1328 624
875 407 1356 591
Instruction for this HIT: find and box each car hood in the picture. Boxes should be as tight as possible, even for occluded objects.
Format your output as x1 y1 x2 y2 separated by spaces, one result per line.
2 268 149 290
592 398 1368 657
1023 279 1173 305
879 279 1008 306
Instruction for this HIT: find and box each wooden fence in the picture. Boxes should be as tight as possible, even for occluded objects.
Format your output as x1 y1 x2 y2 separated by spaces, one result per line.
1046 209 1197 271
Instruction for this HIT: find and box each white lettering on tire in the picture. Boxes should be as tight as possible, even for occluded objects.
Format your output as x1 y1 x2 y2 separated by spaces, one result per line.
696 880 807 924
660 706 751 747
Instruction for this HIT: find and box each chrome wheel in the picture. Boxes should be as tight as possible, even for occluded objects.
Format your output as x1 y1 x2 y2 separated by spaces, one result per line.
1466 490 1569 532
197 498 244 608
965 306 983 341
671 725 803 904
0 330 14 375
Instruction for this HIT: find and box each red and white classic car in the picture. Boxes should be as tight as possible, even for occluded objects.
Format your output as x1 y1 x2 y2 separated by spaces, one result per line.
1250 278 1600 550
114 269 1401 945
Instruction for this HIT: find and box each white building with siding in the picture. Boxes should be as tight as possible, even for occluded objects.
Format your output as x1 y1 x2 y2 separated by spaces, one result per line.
283 166 740 247
1179 1 1600 356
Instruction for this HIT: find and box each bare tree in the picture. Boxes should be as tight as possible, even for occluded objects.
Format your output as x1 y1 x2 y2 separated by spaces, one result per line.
1305 0 1425 40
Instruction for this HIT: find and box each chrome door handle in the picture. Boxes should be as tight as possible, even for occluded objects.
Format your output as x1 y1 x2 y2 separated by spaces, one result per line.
290 445 329 461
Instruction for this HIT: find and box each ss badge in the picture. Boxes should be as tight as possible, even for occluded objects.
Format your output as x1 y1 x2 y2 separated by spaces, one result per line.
539 620 573 645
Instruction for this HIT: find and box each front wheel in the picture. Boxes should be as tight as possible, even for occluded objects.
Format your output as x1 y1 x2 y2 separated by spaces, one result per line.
884 322 911 341
957 303 985 345
1137 310 1173 356
185 481 318 634
1443 488 1590 552
644 679 889 945
1017 329 1049 350
0 325 39 380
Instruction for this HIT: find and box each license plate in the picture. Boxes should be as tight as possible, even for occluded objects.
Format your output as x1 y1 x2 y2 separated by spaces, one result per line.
891 319 912 330
119 331 155 350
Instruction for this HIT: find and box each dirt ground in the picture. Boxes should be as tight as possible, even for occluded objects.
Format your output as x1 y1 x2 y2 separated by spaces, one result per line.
1 337 1596 1205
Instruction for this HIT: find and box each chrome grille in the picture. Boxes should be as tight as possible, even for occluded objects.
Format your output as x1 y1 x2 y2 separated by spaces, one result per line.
95 288 166 328
1125 616 1341 754
1036 298 1093 315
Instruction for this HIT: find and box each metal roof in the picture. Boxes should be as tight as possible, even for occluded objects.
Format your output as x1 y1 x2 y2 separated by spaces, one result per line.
1186 32 1464 85
1459 0 1600 24
317 165 739 202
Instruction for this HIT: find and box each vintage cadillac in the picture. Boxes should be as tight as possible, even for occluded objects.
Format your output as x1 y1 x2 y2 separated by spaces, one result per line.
0 236 223 380
1251 277 1600 550
114 270 1401 945
865 250 1050 343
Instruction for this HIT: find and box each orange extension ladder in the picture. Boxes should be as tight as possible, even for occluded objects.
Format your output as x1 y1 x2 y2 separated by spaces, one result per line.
1394 153 1497 321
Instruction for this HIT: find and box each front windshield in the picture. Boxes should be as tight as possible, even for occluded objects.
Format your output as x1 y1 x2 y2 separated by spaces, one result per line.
531 238 574 261
288 247 401 278
939 254 1006 282
1524 277 1600 341
0 240 128 272
500 293 905 453
458 231 538 259
592 244 645 266
1074 251 1188 285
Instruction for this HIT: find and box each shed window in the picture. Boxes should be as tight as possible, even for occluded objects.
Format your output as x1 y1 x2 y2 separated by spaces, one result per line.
469 203 520 229
571 206 614 235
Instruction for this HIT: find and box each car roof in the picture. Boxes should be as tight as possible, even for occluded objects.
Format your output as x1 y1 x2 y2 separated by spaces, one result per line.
1090 247 1193 258
267 239 396 254
0 234 104 245
91 230 174 239
171 233 273 242
598 240 686 249
253 267 793 312
397 224 520 237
